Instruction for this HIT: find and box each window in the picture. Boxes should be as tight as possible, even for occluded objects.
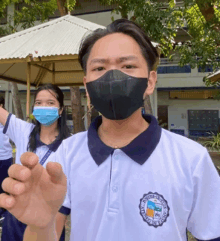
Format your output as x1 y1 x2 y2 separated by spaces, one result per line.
169 90 219 99
157 65 191 74
198 65 213 73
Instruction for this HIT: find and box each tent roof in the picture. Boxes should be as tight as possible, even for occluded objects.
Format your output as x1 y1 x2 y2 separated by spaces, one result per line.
207 69 220 83
0 15 104 61
0 15 159 87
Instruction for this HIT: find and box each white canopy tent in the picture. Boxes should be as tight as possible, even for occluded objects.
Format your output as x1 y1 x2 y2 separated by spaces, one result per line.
0 15 104 116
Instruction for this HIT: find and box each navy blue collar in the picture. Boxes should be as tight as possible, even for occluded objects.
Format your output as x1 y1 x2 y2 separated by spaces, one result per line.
88 114 162 166
36 133 62 152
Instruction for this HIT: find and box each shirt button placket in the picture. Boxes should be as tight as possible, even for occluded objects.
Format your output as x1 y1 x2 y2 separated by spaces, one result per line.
108 151 120 212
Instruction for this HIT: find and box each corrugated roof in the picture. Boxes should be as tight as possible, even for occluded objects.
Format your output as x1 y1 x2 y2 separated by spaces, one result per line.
0 15 159 61
0 15 105 60
207 69 220 82
0 15 160 88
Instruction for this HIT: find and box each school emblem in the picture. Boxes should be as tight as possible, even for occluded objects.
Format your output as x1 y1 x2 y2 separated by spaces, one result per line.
139 192 170 228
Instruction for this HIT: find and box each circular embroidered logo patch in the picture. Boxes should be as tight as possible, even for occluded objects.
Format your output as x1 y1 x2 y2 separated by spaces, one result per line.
139 192 170 228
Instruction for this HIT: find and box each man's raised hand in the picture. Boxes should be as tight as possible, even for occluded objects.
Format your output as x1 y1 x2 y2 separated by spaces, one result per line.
0 152 67 228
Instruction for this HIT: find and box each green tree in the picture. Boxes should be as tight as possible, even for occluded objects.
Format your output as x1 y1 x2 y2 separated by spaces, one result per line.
0 0 85 133
98 0 220 112
99 0 220 72
0 0 76 34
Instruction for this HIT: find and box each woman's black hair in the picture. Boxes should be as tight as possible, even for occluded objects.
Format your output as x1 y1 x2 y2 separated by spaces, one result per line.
78 19 159 73
28 84 71 152
0 96 5 108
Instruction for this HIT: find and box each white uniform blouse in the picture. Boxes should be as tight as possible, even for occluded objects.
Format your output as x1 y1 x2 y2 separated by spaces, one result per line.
0 122 12 160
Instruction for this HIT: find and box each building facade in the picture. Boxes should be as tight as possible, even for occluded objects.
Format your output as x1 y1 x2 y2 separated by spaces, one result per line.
0 1 218 137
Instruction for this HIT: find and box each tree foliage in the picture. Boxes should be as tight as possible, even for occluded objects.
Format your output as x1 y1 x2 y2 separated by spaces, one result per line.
99 0 220 77
0 0 76 33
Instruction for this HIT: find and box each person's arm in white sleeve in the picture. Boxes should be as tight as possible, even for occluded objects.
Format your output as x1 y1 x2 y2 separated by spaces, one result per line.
2 111 33 145
187 148 220 241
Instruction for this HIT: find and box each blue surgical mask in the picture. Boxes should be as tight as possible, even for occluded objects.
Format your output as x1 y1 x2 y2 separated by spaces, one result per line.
33 106 59 126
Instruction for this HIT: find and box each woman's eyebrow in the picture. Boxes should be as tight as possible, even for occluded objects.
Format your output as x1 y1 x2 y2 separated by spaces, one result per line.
35 99 55 102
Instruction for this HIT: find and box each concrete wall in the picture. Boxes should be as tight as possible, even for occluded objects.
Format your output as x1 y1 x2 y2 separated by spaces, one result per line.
76 10 121 27
158 91 220 136
157 67 208 88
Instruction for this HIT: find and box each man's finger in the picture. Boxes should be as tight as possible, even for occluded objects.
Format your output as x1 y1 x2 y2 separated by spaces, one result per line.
20 152 39 169
2 177 25 196
46 162 66 185
8 164 31 182
0 193 16 209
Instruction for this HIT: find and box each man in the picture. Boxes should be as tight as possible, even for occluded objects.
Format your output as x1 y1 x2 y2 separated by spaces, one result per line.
0 97 13 228
0 19 220 241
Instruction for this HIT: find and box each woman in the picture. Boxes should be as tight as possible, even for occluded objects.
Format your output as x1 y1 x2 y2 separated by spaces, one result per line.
0 84 71 241
0 97 13 227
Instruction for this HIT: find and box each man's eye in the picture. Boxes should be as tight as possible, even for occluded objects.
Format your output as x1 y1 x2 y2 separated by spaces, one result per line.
93 67 104 71
123 65 135 69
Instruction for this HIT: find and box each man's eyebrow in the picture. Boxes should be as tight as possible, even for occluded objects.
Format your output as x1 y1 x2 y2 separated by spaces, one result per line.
89 56 139 65
118 55 139 63
89 58 109 65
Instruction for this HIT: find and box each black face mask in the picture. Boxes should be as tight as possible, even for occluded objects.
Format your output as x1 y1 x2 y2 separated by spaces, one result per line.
86 69 148 120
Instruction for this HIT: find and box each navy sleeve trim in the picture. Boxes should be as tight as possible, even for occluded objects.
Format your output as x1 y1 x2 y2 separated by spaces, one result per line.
197 237 220 241
3 113 12 134
59 206 71 216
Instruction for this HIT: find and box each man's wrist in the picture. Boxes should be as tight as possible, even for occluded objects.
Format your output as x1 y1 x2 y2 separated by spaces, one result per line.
24 220 58 241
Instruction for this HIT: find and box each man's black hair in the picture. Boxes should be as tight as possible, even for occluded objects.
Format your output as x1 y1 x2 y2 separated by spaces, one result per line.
78 19 159 73
27 84 71 152
0 96 5 108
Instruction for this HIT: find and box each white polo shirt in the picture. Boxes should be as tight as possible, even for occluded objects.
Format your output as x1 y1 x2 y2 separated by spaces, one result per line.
3 114 62 165
56 114 220 241
0 122 12 160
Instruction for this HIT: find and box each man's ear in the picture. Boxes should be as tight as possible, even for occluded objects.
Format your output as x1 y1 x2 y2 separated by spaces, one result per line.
83 76 91 107
143 71 157 98
83 76 87 87
83 76 89 98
